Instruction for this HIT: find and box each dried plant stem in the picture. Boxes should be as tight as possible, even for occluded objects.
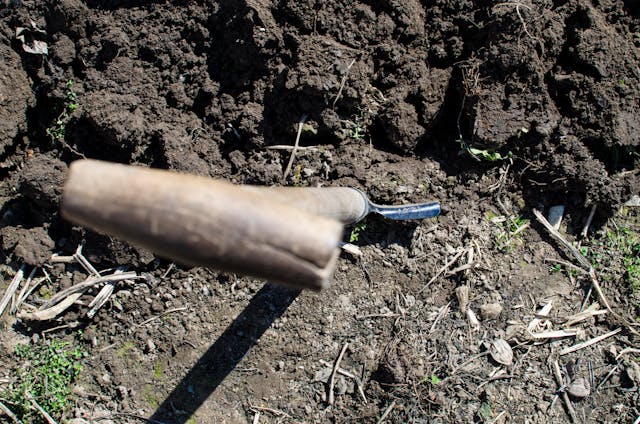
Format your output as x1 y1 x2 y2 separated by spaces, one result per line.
328 343 349 405
43 271 139 309
0 266 24 317
0 400 19 423
332 58 356 109
26 391 58 424
559 328 621 356
282 114 308 182
532 210 611 312
551 359 577 423
422 249 466 291
377 400 396 424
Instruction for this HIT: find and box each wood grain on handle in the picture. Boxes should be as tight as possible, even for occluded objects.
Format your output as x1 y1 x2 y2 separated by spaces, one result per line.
240 186 367 224
61 160 343 290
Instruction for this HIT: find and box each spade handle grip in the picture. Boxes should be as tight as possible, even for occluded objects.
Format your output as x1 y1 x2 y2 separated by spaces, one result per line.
61 160 343 290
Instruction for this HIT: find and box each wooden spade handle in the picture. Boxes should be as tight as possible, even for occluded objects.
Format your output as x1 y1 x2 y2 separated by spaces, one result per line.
241 186 368 224
61 160 343 290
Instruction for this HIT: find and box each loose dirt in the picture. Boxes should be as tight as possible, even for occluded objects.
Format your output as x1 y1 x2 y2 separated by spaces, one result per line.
1 1 639 423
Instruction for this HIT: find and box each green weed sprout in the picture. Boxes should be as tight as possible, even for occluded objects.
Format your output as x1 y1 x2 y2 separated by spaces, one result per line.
46 80 78 145
2 340 83 423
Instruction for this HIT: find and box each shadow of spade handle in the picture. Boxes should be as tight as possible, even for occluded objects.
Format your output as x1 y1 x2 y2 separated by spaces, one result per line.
150 283 300 424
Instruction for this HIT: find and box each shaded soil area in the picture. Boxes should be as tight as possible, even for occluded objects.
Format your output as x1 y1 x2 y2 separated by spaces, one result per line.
1 0 639 423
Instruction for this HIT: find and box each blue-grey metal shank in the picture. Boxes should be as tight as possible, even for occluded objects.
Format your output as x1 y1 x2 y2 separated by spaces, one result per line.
368 200 440 221
348 188 440 222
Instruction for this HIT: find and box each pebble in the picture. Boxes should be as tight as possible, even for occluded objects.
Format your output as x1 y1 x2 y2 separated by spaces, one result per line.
117 385 128 399
150 301 163 312
480 303 503 320
567 378 590 398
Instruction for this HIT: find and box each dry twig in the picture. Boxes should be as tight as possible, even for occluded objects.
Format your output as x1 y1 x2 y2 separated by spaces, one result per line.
328 343 349 405
282 114 308 182
532 209 612 312
559 328 622 356
377 400 396 424
0 400 19 423
551 359 577 423
422 249 466 291
26 391 58 424
319 359 368 404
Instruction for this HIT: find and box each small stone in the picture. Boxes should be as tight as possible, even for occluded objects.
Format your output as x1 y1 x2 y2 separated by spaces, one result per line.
276 361 285 371
480 303 503 320
489 339 513 366
150 301 163 313
117 385 128 399
624 362 640 386
624 194 640 207
567 378 590 398
146 339 156 353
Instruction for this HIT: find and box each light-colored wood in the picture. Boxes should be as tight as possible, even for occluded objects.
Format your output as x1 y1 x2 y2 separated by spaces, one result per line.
241 186 368 224
62 160 343 290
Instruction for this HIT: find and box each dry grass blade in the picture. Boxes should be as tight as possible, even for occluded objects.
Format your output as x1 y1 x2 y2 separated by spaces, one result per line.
332 58 356 109
132 307 188 329
248 405 291 418
559 328 621 356
73 245 100 277
529 329 580 339
13 277 46 314
563 303 607 327
0 266 24 318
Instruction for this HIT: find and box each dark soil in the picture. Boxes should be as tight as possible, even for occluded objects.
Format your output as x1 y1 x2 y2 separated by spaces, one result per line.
1 0 639 423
